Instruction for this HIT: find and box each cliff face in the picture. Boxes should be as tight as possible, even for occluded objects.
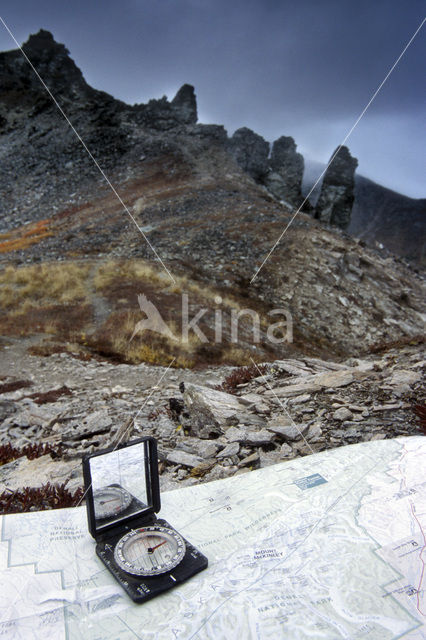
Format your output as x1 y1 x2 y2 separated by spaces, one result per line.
0 30 424 363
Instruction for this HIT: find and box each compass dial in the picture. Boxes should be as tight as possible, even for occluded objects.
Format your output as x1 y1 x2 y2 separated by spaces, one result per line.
93 486 133 519
114 525 186 576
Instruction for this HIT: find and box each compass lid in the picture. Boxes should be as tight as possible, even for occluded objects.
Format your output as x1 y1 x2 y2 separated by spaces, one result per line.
82 436 161 538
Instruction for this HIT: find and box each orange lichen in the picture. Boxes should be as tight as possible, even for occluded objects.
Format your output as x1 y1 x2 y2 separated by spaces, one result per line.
0 219 53 253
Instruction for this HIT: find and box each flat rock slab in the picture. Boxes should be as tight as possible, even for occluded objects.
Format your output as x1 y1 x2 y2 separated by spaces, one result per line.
0 454 82 492
264 383 322 398
216 442 240 458
312 370 354 388
386 370 422 386
238 451 260 467
267 422 309 442
223 426 274 446
265 369 354 398
243 429 276 446
238 393 265 406
4 402 64 428
266 415 294 428
166 450 204 468
224 426 246 442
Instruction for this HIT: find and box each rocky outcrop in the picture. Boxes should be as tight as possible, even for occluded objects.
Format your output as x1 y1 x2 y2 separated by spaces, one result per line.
0 29 90 110
264 136 304 207
171 84 197 124
228 127 270 180
315 146 358 229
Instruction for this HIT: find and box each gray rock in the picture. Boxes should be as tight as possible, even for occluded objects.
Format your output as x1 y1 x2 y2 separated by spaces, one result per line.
166 450 204 468
82 410 113 431
223 427 274 446
204 465 238 481
0 400 17 422
253 402 270 414
315 145 358 229
242 429 276 446
62 409 113 441
266 136 304 207
266 414 293 429
312 369 354 388
154 415 177 440
195 441 222 458
216 442 240 458
8 402 63 428
183 384 243 438
171 84 197 124
267 422 308 442
288 394 311 405
224 426 246 442
0 454 82 492
228 127 269 180
238 413 267 428
264 383 322 398
279 443 293 457
306 423 323 442
386 369 421 386
333 407 353 421
259 450 283 468
238 451 260 468
238 392 265 406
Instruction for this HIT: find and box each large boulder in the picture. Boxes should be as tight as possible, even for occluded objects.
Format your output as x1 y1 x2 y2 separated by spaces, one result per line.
228 127 270 180
315 146 358 229
182 383 267 439
264 136 304 207
171 84 198 124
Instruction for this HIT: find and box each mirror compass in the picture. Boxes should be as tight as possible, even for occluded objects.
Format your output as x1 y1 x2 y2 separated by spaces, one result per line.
82 437 208 603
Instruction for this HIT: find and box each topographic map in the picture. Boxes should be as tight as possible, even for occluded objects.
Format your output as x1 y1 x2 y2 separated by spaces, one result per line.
1 435 425 639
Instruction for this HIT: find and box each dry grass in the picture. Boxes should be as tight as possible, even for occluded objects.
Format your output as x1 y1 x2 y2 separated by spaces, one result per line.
0 262 91 309
0 257 286 367
0 303 93 338
94 259 170 291
93 259 242 309
86 309 198 368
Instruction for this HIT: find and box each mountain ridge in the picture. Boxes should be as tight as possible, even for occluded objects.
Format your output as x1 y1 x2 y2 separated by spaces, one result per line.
0 30 424 367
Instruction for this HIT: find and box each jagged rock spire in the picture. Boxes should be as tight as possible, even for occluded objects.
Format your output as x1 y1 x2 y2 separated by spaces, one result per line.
264 136 304 207
171 84 197 124
315 146 358 229
228 127 270 180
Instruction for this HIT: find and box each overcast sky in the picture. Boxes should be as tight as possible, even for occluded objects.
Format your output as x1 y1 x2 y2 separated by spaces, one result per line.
1 0 425 197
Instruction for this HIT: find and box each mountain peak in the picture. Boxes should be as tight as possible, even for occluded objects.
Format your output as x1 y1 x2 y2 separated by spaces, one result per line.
22 29 62 52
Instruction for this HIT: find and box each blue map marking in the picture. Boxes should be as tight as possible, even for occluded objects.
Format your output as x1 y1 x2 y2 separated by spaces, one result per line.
293 473 327 490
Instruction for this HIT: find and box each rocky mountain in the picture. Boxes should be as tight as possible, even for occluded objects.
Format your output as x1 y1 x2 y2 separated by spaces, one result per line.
0 30 425 502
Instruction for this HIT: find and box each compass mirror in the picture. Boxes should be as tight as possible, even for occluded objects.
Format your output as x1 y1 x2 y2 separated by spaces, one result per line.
83 437 160 537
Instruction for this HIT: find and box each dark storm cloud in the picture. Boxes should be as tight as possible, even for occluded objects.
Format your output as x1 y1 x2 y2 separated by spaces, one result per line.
0 0 424 196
